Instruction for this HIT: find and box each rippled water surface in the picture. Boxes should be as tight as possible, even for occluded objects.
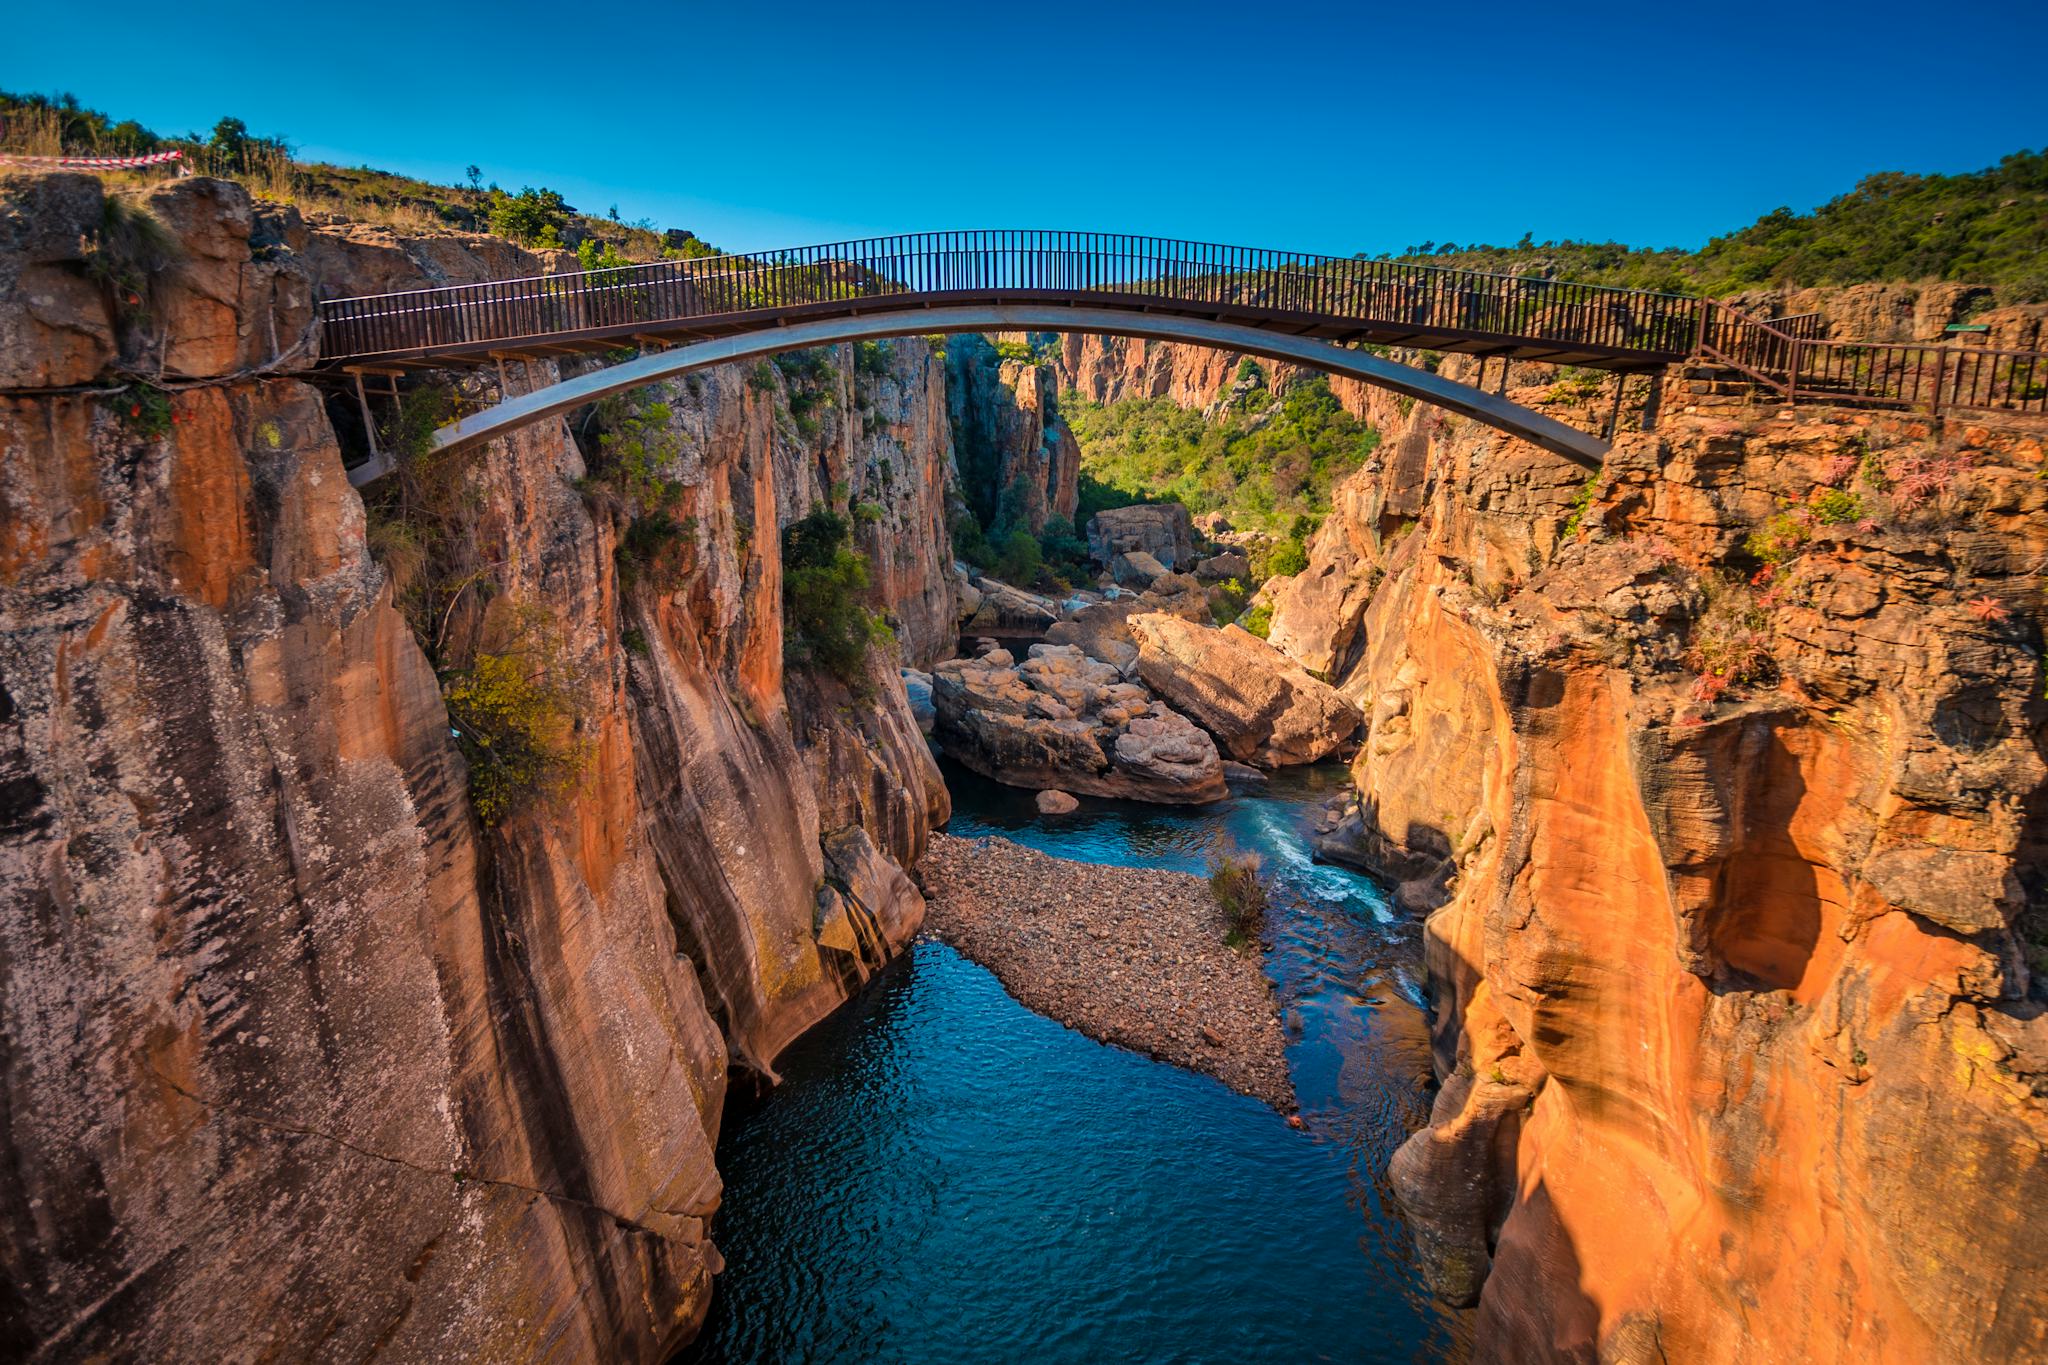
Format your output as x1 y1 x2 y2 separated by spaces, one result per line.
682 762 1461 1364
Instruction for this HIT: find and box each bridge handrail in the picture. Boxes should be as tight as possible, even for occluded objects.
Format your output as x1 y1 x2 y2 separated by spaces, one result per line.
315 229 1705 308
1698 299 2046 415
317 228 1708 363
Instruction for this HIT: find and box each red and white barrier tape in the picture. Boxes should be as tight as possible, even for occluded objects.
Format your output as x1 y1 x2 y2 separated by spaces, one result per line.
0 148 184 169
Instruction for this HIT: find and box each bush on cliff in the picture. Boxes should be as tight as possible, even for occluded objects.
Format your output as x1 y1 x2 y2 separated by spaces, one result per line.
580 386 694 590
440 600 595 827
783 510 891 689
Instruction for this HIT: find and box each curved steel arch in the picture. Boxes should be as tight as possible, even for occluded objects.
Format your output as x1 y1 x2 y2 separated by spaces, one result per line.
354 305 1607 486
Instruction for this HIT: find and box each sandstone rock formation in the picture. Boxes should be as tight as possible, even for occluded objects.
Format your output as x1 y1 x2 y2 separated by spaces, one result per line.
958 573 1060 636
931 645 1226 803
1128 614 1360 767
1042 576 1213 675
0 174 955 1361
1035 789 1079 814
1268 363 2048 1361
1085 502 1198 570
945 334 1078 535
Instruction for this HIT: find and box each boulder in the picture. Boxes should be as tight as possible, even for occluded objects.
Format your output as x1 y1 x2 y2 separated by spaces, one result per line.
1128 613 1360 766
962 576 1059 634
1035 789 1080 815
1196 551 1252 581
1087 503 1197 570
931 644 1226 803
901 669 936 735
1111 550 1170 588
1044 581 1213 676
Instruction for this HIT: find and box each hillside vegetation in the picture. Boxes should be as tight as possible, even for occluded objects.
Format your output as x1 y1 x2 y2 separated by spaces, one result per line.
1063 366 1378 554
0 90 717 260
1387 149 2048 301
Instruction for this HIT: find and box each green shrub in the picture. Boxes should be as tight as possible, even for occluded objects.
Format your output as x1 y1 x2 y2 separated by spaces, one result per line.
1243 603 1274 639
1561 472 1604 538
854 339 893 377
1208 849 1272 949
950 508 993 566
440 600 593 825
1037 515 1091 584
783 510 891 688
106 383 174 441
581 387 695 590
486 186 569 247
992 524 1043 585
1264 539 1310 578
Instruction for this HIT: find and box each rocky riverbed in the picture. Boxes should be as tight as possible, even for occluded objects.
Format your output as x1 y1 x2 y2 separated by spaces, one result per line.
918 831 1294 1109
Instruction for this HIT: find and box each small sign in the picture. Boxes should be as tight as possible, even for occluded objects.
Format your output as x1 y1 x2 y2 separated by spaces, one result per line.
1945 323 1991 334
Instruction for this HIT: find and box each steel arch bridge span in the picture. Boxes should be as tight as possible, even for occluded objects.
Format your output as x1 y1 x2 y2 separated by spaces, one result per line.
355 305 1608 486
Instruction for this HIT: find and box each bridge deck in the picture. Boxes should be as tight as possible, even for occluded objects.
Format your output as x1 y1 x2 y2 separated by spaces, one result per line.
317 230 1703 371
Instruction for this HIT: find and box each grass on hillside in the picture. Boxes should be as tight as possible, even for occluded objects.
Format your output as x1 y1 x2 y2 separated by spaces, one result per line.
0 90 718 259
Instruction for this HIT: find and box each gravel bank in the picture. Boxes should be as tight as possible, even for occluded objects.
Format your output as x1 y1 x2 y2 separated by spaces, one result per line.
919 832 1295 1110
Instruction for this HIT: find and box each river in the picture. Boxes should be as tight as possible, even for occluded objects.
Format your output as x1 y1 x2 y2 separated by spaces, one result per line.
679 760 1467 1363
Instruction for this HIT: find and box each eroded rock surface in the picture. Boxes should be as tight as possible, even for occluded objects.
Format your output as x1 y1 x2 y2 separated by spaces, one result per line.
1086 502 1197 570
1129 613 1359 767
1275 367 2048 1361
931 644 1226 803
0 176 955 1362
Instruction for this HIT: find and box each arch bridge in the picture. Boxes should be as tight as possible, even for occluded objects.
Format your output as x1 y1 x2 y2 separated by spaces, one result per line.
320 230 2048 485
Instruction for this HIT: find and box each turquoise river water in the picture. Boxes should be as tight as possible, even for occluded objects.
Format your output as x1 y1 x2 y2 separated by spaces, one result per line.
679 760 1466 1364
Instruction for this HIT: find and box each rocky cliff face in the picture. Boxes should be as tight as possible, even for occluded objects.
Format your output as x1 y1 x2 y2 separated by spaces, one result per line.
1256 348 2048 1360
0 173 955 1360
946 335 1079 534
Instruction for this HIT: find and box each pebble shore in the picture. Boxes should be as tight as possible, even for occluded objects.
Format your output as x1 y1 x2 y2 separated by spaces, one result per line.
919 831 1296 1110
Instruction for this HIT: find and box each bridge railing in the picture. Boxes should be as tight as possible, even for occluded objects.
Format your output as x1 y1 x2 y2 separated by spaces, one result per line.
317 229 1706 363
1698 299 2047 415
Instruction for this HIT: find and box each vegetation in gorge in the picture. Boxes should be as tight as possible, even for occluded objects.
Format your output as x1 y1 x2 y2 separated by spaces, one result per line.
1062 376 1380 539
1208 850 1272 949
1391 148 2048 300
361 383 593 824
783 509 892 690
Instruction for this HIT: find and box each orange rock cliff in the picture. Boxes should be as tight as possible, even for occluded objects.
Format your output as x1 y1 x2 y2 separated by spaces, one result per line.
1056 332 2048 1361
2 163 2044 1363
0 172 955 1360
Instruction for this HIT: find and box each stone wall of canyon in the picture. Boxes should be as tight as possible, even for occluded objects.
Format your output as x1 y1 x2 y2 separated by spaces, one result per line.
1059 330 2048 1360
0 173 955 1360
1294 361 2048 1361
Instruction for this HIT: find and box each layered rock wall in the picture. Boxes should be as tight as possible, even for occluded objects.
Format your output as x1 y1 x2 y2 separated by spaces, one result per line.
0 173 954 1360
1261 348 2048 1359
946 335 1079 534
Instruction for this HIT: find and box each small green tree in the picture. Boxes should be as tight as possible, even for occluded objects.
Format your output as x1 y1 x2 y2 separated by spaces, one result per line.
487 186 570 247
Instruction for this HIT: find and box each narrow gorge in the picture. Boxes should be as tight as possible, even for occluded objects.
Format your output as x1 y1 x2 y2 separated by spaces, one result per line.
2 140 2046 1365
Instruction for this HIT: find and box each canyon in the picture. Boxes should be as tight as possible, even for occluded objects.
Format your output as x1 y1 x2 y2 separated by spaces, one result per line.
2 165 2045 1365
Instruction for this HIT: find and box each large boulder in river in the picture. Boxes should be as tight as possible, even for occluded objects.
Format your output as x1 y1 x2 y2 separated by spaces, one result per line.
1111 549 1171 589
961 575 1060 634
1087 504 1198 570
931 645 1227 803
1044 580 1212 675
1128 613 1360 767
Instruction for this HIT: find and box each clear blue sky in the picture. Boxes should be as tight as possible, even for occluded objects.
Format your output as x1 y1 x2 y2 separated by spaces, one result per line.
8 0 2043 255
